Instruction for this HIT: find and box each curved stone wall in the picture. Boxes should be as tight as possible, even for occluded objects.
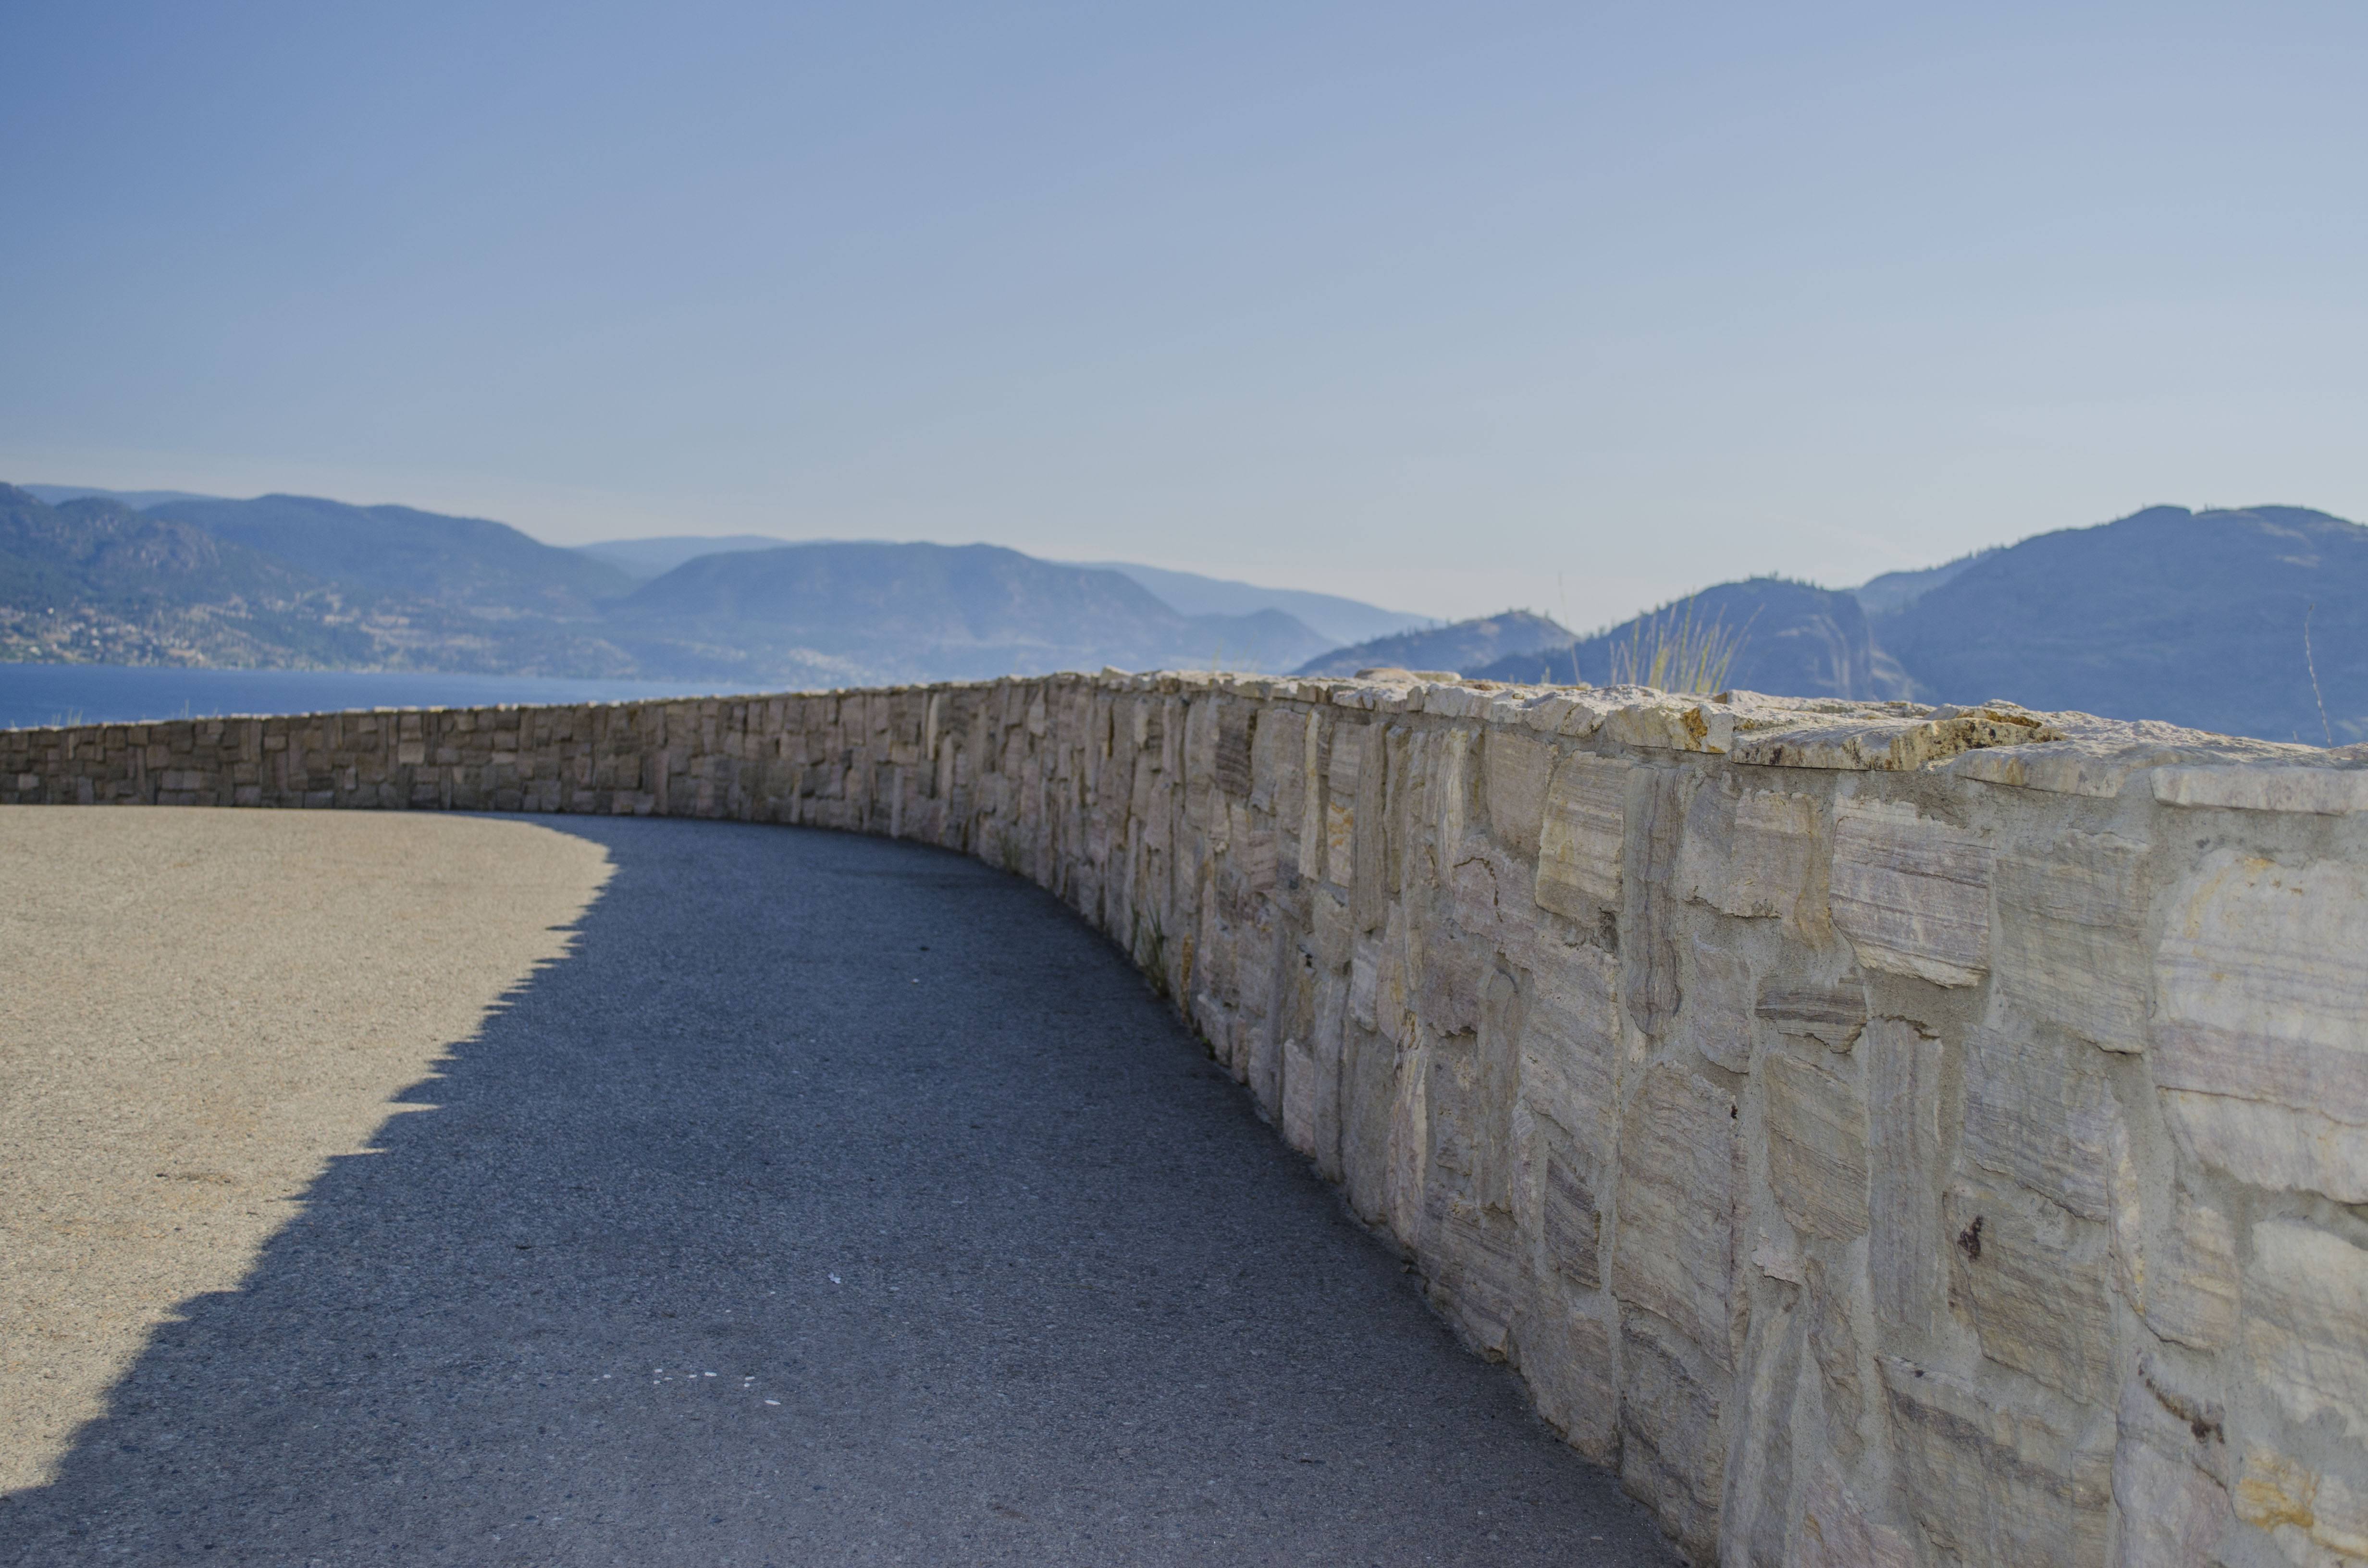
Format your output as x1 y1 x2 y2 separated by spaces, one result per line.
7 671 2368 1566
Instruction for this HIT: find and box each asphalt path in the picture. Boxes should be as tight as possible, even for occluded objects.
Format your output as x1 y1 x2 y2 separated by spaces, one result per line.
2 815 1674 1566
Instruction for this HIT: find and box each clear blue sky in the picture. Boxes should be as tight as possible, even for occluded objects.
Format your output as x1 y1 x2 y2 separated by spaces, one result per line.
4 2 2363 625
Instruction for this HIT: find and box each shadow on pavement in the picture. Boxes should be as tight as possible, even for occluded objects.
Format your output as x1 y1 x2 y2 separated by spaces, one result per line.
1 817 1675 1567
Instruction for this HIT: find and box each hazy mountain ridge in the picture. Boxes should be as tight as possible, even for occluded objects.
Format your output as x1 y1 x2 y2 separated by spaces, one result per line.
0 487 379 668
609 542 1334 683
21 484 230 511
1870 505 2368 743
1292 610 1575 678
1850 546 2003 616
1061 561 1429 646
1312 507 2366 743
577 536 1429 644
150 494 635 612
1 487 645 677
1466 578 1908 700
575 535 809 580
0 487 1342 684
7 484 2361 744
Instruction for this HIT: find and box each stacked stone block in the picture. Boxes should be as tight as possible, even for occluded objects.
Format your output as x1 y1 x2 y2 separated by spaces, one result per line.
8 671 2368 1567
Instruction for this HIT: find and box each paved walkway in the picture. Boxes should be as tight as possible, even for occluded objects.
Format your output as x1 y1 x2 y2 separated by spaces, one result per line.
1 814 1673 1566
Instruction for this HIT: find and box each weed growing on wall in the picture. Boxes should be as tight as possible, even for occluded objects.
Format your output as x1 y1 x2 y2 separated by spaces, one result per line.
1606 597 1756 694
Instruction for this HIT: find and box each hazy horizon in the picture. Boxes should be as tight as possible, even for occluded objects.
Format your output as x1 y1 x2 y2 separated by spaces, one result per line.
6 3 2363 624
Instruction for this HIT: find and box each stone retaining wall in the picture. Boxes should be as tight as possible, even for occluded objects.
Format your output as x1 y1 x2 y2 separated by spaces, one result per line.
8 671 2368 1567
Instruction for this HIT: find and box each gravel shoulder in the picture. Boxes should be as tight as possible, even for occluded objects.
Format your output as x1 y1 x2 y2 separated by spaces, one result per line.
0 808 610 1495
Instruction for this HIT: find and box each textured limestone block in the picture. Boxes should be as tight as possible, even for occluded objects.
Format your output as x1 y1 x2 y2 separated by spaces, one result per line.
1880 1355 2114 1568
1282 971 1345 1177
1250 933 1288 1118
1183 697 1219 830
1671 774 1732 879
1619 1307 1727 1560
1348 931 1381 1034
1677 784 1826 933
1425 968 1523 1215
1522 689 1613 739
1510 992 1610 1296
1232 816 1279 903
1192 867 1238 1004
1425 1191 1525 1355
1829 797 1992 987
2247 1219 2368 1443
2143 1183 2240 1353
1766 1046 1870 1242
2112 1376 2232 1568
1612 1062 1741 1367
1802 1256 1866 1466
1739 705 2059 772
1866 1018 1946 1333
1515 1304 1618 1460
1758 1235 1811 1291
1296 709 1327 880
1603 695 1735 755
1517 936 1624 1164
1375 906 1411 1043
1324 723 1365 887
2154 763 2368 815
1745 788 1835 942
1533 752 1630 918
1409 852 1506 1038
1381 724 1429 901
1396 717 1445 857
1483 729 1554 859
1945 1175 2117 1406
2154 852 2368 1202
1336 1022 1400 1230
1311 884 1353 974
1756 975 1868 1053
1213 702 1253 799
1248 705 1306 828
1723 1298 1801 1568
1418 683 1489 720
1620 766 1689 1039
1962 1023 2130 1223
1995 832 2151 1052
1677 931 1755 1073
1385 1031 1429 1244
1350 720 1398 933
1539 1143 1603 1291
2236 1447 2368 1565
1797 1462 1912 1568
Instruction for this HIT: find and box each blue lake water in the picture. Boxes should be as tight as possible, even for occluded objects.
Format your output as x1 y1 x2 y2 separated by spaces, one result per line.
0 663 781 731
